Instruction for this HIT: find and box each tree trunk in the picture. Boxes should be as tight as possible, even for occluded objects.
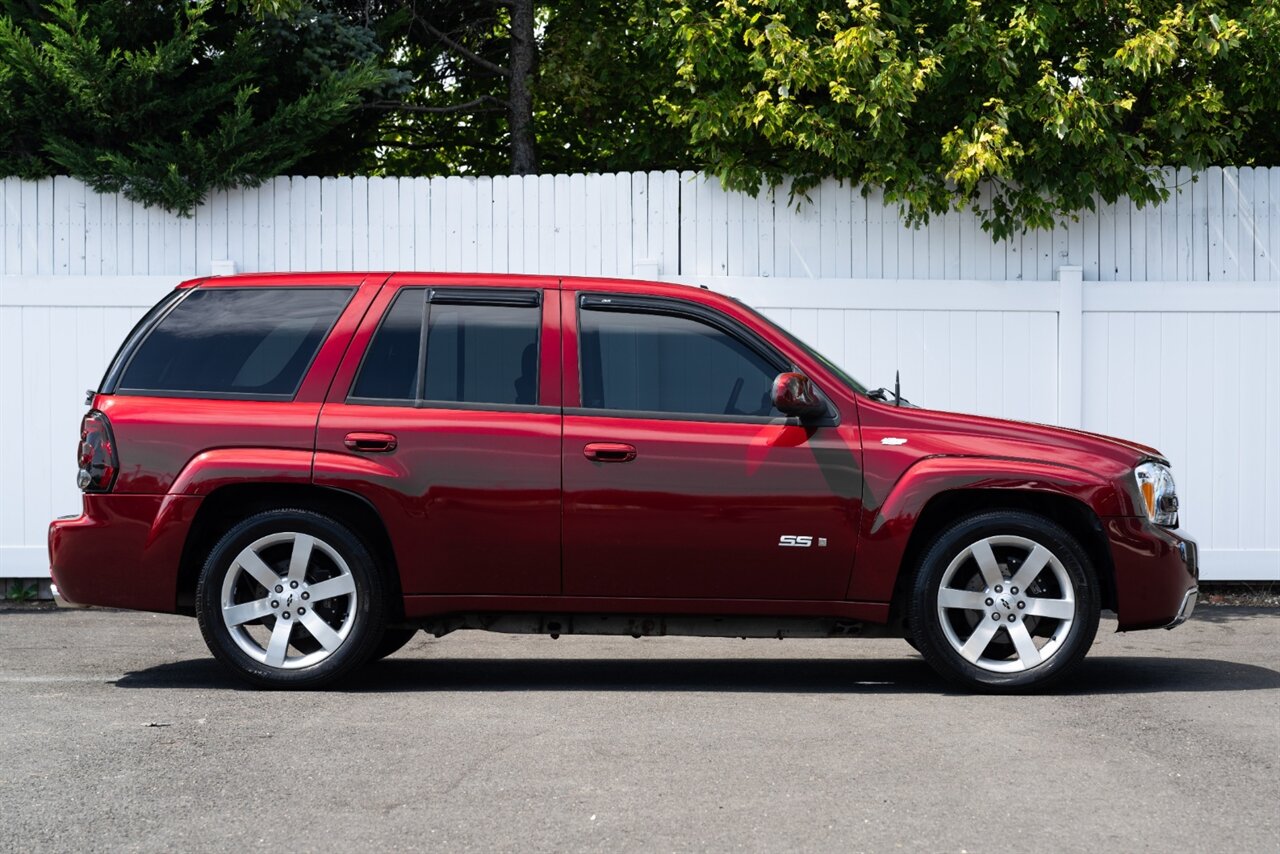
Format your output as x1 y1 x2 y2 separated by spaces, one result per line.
508 0 537 174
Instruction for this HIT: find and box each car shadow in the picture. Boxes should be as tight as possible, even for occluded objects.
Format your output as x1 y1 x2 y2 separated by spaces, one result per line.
113 653 1280 695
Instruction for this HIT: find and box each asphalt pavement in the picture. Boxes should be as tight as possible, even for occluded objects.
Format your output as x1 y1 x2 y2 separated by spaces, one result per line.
1 606 1276 852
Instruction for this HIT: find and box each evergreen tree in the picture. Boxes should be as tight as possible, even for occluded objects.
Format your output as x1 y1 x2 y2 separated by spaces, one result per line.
0 0 392 213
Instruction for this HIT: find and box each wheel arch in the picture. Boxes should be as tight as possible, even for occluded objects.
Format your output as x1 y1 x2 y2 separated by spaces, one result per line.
887 487 1118 627
176 482 401 616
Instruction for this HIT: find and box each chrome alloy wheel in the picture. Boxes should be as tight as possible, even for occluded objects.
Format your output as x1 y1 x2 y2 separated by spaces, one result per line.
935 535 1076 674
219 532 358 669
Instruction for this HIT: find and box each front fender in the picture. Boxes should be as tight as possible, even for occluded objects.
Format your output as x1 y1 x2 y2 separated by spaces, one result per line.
846 455 1127 603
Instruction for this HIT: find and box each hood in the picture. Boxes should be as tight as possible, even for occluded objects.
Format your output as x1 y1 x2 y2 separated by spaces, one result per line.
856 399 1166 475
1040 423 1165 463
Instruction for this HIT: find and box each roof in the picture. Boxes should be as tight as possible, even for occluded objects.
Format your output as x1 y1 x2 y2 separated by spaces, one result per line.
184 272 710 301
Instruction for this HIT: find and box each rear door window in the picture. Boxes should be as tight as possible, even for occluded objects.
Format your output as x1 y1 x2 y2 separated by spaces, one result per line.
350 289 541 408
350 289 425 401
118 287 352 398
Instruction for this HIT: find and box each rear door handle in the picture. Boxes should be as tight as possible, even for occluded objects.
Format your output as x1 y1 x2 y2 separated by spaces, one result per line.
583 442 637 463
344 432 398 453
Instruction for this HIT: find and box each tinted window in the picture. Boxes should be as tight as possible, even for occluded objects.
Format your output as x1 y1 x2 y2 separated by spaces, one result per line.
99 288 186 393
580 308 783 417
119 288 351 397
423 304 539 406
351 289 425 401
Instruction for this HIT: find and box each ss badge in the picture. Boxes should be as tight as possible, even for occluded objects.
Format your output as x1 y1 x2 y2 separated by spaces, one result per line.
779 535 825 548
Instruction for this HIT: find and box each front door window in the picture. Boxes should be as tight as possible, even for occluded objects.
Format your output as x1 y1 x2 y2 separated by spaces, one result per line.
579 308 782 418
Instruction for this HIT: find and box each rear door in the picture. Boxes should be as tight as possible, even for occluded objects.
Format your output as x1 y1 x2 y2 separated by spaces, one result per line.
561 289 862 601
314 277 562 596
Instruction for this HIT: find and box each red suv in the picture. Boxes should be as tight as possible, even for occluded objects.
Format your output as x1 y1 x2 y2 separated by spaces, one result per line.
49 273 1198 692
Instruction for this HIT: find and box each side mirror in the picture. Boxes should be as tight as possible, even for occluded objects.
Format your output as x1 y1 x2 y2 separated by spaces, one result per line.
771 372 825 418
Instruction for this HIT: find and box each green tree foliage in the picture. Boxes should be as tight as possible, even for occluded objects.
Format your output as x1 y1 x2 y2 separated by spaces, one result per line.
364 0 525 175
4 0 1275 232
368 0 690 176
0 0 690 204
535 0 692 173
0 0 391 213
658 0 1280 237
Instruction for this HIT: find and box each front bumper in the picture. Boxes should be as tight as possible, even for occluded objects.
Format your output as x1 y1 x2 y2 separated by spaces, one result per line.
1105 517 1199 632
1165 586 1198 629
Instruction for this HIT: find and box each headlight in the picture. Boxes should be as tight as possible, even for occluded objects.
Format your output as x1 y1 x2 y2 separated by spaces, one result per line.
1134 461 1178 526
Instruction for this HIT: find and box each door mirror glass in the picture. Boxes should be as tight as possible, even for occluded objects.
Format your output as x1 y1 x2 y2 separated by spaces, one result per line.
771 372 825 417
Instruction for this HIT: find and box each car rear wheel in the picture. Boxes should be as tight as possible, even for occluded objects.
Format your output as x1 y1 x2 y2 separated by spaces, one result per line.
196 509 388 689
908 510 1100 693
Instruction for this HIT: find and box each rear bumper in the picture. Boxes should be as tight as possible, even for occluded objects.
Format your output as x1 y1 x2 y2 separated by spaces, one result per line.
48 494 200 613
1105 517 1199 631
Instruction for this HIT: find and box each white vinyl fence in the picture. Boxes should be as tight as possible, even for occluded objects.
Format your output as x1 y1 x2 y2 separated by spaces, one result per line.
2 171 1278 581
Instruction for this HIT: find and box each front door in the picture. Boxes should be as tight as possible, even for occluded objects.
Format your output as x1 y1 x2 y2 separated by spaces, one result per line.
315 280 562 596
561 291 862 601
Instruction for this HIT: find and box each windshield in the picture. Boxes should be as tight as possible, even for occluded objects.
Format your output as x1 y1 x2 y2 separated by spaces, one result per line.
733 299 869 395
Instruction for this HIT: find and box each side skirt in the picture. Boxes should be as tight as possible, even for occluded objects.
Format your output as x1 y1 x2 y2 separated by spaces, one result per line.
399 596 899 640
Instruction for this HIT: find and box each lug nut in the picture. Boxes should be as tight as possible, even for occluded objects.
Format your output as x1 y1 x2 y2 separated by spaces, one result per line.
301 592 310 600
985 598 994 606
271 600 279 608
1011 587 1019 595
275 584 283 593
992 613 1001 621
298 607 306 615
282 611 290 620
1017 601 1026 609
290 581 299 589
995 585 1003 593
1008 615 1016 622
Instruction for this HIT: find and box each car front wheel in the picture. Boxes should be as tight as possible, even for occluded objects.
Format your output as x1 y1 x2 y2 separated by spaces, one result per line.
196 509 388 689
908 510 1100 693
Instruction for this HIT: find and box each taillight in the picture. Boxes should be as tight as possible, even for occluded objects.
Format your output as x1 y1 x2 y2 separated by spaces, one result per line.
77 411 118 492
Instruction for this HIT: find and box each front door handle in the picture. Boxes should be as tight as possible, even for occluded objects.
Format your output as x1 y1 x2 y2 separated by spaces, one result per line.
344 432 398 453
583 442 637 463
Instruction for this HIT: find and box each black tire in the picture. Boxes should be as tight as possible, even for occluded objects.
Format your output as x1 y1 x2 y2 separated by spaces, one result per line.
196 508 389 689
907 510 1100 693
373 627 419 660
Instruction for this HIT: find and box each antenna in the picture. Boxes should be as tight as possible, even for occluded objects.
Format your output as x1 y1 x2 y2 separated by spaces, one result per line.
894 370 901 407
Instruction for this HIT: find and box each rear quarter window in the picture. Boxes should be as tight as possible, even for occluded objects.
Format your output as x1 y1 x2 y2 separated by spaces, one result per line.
117 287 352 398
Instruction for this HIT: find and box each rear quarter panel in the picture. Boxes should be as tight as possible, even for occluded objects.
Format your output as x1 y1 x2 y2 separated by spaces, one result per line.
100 276 381 494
